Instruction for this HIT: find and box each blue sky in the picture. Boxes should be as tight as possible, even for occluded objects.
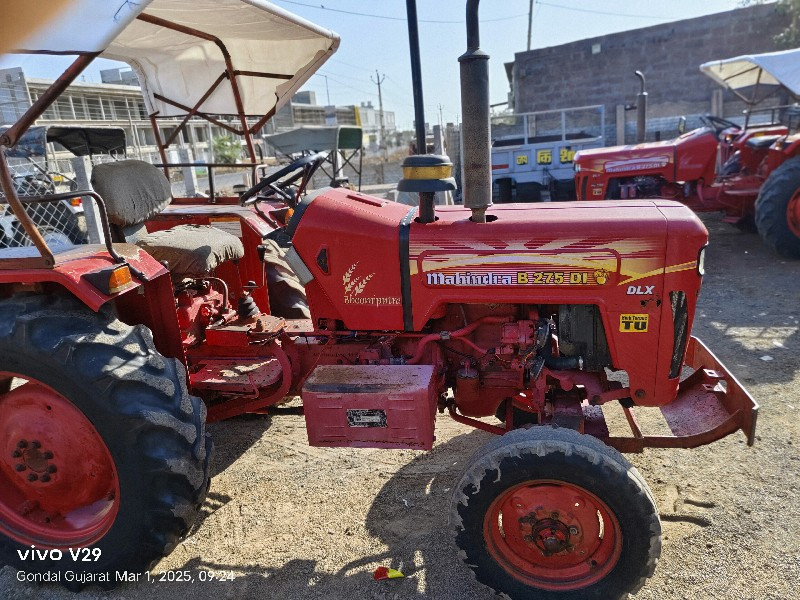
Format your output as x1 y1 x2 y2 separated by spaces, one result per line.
2 0 750 129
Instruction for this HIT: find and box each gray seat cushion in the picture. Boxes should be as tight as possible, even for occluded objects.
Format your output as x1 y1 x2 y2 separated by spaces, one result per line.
91 160 172 226
136 224 244 276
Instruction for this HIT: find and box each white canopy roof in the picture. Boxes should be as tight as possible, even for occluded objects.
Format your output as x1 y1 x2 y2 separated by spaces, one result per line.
12 0 339 119
700 48 800 97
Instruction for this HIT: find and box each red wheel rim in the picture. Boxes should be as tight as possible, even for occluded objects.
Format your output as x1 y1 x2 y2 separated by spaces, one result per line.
483 480 623 591
0 373 120 548
787 189 800 238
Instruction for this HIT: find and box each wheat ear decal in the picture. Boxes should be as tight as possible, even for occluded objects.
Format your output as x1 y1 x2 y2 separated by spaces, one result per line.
353 274 374 295
343 263 358 292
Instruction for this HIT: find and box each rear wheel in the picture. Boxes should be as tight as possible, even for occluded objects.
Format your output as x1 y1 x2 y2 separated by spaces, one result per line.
755 156 800 259
451 427 660 600
0 294 211 589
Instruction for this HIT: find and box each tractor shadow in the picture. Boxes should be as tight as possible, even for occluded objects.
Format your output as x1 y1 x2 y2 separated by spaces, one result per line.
128 428 493 600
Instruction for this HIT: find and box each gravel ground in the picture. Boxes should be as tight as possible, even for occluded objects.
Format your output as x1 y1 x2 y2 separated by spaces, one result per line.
2 212 799 600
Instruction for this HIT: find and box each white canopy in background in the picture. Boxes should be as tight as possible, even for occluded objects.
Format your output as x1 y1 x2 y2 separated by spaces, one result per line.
11 0 339 120
700 48 800 97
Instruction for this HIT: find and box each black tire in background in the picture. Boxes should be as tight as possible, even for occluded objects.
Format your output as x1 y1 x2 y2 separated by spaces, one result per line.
0 294 211 590
451 426 661 600
262 237 311 319
755 156 800 259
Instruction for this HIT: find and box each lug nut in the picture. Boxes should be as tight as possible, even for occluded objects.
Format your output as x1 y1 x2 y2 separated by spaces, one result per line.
47 465 57 474
40 474 51 483
30 441 41 450
43 451 53 459
17 440 28 449
27 473 38 482
15 464 25 472
11 450 21 458
569 526 579 535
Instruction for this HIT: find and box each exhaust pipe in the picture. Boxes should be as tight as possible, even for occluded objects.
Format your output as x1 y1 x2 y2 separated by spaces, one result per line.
459 0 492 223
635 70 648 144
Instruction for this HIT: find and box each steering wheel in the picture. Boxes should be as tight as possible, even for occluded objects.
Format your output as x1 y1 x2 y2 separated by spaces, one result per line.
240 152 327 207
700 115 740 136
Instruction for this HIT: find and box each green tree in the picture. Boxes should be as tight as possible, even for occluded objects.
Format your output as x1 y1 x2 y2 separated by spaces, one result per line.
774 0 800 48
211 134 242 164
742 0 800 48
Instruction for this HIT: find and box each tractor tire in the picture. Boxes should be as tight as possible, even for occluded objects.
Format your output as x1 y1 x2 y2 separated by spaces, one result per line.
451 426 661 600
0 293 211 590
262 237 311 319
755 156 800 259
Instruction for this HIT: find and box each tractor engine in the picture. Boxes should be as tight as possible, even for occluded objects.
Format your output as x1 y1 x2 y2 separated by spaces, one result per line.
175 278 230 345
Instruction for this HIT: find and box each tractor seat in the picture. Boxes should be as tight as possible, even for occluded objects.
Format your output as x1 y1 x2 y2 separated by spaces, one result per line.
136 224 244 277
745 135 781 149
91 160 244 276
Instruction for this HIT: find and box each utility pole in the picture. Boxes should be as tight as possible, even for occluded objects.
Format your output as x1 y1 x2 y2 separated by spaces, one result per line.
527 0 534 51
371 69 388 182
323 74 331 106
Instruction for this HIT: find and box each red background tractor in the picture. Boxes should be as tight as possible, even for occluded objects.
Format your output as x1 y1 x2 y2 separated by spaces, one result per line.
575 49 800 259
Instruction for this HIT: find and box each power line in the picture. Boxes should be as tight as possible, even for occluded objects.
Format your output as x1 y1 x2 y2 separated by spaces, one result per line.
328 58 374 73
276 0 527 24
313 73 377 98
536 1 670 20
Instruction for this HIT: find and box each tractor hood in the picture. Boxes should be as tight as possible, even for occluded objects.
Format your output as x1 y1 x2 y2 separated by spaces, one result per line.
11 0 340 120
289 188 707 332
574 126 718 182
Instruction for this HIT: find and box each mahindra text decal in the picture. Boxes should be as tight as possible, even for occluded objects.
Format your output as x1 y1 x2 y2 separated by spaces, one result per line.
604 155 670 173
425 269 609 287
342 263 401 306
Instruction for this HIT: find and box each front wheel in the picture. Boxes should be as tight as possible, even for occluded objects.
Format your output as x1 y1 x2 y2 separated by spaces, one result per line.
0 294 211 590
451 427 660 600
755 156 800 259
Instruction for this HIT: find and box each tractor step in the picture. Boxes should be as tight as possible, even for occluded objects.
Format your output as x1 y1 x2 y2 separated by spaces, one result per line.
190 358 282 395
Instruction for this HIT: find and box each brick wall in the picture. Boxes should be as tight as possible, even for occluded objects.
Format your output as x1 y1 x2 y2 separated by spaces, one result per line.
510 4 787 143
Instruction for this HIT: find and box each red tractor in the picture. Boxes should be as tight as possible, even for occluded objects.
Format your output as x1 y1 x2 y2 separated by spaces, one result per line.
0 1 757 599
574 49 800 258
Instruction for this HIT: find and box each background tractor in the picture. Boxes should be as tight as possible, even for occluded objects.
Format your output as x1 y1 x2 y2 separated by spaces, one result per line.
0 1 757 599
574 49 800 259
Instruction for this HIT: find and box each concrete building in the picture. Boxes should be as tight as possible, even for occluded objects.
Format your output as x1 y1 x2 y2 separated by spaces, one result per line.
506 3 787 144
0 66 394 159
357 100 397 148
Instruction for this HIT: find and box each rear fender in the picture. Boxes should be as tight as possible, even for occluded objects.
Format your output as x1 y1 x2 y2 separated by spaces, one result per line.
0 244 184 361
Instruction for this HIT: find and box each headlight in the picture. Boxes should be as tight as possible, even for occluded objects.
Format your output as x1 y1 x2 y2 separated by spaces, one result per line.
697 245 707 276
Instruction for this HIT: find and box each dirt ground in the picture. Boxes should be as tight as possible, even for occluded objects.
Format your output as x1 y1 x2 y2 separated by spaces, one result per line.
2 212 799 600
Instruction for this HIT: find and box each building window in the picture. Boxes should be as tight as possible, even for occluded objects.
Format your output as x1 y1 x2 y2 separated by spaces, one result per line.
102 99 115 120
113 99 129 120
73 96 87 119
86 97 103 120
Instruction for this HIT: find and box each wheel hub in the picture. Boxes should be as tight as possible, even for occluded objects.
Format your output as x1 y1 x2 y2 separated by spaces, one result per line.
483 481 622 591
526 517 573 555
11 440 58 483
